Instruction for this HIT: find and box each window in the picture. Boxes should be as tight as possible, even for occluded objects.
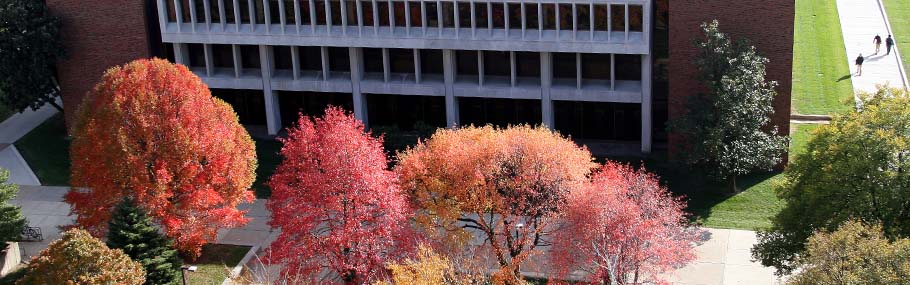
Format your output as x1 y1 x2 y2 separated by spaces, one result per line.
421 49 443 75
474 2 488 28
457 2 470 28
541 4 555 30
315 0 327 24
181 0 192 23
298 0 312 24
389 48 414 74
240 0 251 24
576 4 590 30
299 46 322 71
363 48 384 73
516 52 539 77
593 5 608 31
187 44 206 68
269 0 281 24
329 0 341 25
614 54 640 80
629 5 643 32
347 0 359 25
456 50 478 76
552 52 576 79
167 0 177 22
409 2 422 26
210 0 222 23
283 0 297 24
491 3 505 28
507 3 520 30
425 2 439 27
213 44 234 69
524 3 538 30
442 2 455 28
393 1 406 27
378 1 390 26
361 0 374 26
254 0 266 23
240 45 261 69
580 53 610 80
483 51 509 77
328 47 350 72
274 46 293 70
558 4 571 30
610 4 624 31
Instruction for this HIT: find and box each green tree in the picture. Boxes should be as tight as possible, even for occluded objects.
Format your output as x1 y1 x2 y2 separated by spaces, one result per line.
753 88 910 274
788 220 910 285
19 228 145 285
671 20 788 191
0 169 25 244
107 198 182 285
0 0 66 112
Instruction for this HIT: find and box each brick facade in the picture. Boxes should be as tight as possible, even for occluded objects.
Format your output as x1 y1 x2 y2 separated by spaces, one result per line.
46 0 152 131
668 0 795 150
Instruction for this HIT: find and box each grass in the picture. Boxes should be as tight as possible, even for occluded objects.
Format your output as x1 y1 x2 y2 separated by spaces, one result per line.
186 244 252 285
253 138 282 198
791 0 855 115
883 0 910 83
14 113 71 186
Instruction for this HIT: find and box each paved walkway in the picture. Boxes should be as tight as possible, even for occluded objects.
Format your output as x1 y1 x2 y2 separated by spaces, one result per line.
0 145 40 186
837 0 909 107
0 100 59 186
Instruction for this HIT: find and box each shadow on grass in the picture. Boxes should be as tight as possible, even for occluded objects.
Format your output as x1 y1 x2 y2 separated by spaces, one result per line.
15 113 70 186
837 74 852 82
252 138 282 199
186 244 251 285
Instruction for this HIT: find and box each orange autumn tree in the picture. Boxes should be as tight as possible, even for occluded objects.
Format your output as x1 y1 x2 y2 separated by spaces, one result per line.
67 58 256 258
396 125 597 284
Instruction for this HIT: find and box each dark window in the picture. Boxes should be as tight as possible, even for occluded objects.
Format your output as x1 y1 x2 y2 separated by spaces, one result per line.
347 0 359 25
614 54 641 80
367 94 446 133
507 3 520 30
212 44 234 69
284 0 297 24
278 91 354 127
558 4 572 30
516 52 539 78
299 46 322 71
457 2 470 28
240 0 251 23
409 2 422 26
593 5 608 31
210 0 222 23
167 0 177 22
269 0 281 24
315 0 327 24
329 0 341 25
554 101 640 140
187 44 206 68
553 52 576 79
224 0 236 23
581 53 610 80
363 48 384 73
194 0 206 22
441 2 455 27
491 3 505 28
483 51 510 77
459 98 542 128
389 48 414 74
456 50 478 76
577 4 590 30
378 1 390 26
393 1 406 27
274 46 293 70
362 0 374 26
628 5 643 32
541 4 555 30
240 45 261 69
328 47 350 72
474 2 488 28
181 0 192 23
420 49 443 75
610 4 624 31
212 89 267 125
254 0 266 23
524 3 538 30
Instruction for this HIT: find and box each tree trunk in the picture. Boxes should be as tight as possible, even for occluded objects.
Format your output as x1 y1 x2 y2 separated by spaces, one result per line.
729 175 739 193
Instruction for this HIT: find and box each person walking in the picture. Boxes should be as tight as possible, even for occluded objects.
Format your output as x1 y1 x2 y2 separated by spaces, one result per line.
874 34 883 54
855 53 865 76
886 35 895 55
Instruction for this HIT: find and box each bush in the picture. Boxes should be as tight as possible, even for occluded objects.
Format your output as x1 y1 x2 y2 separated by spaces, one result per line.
19 229 145 285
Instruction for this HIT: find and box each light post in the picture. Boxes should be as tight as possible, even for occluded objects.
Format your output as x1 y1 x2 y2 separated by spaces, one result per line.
181 265 198 285
515 223 524 277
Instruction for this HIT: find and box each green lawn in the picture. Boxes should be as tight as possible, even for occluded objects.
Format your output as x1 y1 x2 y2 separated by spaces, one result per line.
791 0 855 115
253 138 282 198
15 114 71 186
883 0 910 83
186 244 251 285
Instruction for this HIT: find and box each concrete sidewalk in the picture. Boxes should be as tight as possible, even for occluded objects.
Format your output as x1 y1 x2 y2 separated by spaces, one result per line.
0 145 40 186
837 0 909 107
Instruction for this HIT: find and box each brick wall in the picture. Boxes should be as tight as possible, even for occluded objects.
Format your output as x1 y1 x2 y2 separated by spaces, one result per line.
46 0 152 131
668 0 794 154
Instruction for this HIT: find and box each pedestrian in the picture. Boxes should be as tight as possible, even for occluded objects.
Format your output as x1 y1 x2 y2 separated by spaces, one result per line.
855 53 865 76
886 35 895 55
874 34 882 54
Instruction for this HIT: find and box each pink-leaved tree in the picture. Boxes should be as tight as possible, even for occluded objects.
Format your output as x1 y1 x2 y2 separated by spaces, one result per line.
551 162 700 284
265 107 417 284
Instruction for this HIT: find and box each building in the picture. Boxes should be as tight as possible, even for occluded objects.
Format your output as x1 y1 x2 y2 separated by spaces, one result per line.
47 0 793 155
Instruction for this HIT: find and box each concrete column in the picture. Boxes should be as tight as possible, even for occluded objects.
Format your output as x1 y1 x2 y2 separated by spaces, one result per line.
321 46 330 80
174 0 183 32
173 43 189 65
540 52 554 128
478 50 484 86
325 0 332 33
260 45 282 135
219 0 227 28
232 44 242 77
641 54 652 153
291 46 301 80
293 0 301 33
157 0 168 31
382 48 390 82
510 51 516 87
203 44 214 76
248 0 256 32
349 47 369 126
414 49 422 83
309 0 318 33
203 0 212 30
278 0 287 33
470 0 476 37
234 0 242 31
443 49 459 127
189 0 198 32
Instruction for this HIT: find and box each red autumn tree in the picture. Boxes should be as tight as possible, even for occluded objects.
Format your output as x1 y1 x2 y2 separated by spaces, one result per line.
396 125 597 284
551 162 699 284
266 107 416 284
67 58 256 259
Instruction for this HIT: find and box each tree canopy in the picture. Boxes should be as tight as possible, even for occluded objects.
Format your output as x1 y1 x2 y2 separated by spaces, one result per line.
66 58 257 259
107 198 183 285
396 125 597 284
0 0 65 112
19 228 146 285
671 20 788 191
266 107 416 283
0 169 25 244
753 88 910 274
